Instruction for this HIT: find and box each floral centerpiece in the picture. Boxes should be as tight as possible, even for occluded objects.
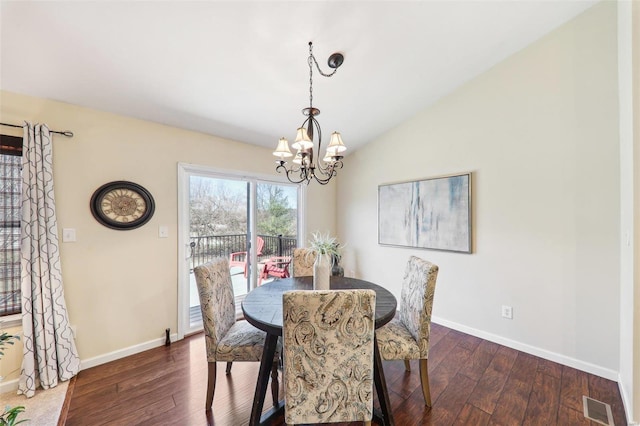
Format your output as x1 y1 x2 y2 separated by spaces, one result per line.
308 232 343 290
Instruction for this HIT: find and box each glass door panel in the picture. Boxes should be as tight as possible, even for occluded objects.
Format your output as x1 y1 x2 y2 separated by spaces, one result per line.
255 183 298 285
188 175 250 330
178 163 303 337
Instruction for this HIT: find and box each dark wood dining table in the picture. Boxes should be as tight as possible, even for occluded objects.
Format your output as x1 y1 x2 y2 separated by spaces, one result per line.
242 275 398 426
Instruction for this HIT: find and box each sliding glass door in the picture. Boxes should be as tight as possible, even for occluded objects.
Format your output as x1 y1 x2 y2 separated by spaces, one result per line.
178 164 302 337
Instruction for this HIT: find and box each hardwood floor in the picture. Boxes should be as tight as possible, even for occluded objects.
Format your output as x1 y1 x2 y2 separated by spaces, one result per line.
64 323 627 425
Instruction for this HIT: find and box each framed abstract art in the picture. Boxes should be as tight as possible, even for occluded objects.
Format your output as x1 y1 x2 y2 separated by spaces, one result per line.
378 172 472 253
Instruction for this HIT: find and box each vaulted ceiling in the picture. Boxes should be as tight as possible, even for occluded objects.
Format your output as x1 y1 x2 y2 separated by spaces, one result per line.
0 1 598 153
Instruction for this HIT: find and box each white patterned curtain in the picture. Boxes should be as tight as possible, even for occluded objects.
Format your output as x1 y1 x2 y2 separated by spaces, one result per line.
19 123 80 398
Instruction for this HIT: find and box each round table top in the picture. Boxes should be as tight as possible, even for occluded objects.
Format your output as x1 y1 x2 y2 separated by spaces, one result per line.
242 276 397 336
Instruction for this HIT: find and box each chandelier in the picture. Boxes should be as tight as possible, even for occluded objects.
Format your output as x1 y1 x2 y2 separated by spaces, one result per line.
273 41 346 185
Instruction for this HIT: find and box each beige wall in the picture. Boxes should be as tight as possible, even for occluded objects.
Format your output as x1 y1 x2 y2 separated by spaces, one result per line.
0 91 336 379
0 325 22 383
338 1 620 378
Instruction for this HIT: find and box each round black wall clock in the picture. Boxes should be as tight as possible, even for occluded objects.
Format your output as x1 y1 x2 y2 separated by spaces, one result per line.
90 181 155 230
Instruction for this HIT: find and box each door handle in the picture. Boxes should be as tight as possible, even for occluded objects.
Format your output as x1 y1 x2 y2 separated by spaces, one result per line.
186 241 196 260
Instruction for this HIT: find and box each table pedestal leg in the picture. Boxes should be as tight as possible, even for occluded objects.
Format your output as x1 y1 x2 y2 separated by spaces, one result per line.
373 335 395 426
249 333 280 426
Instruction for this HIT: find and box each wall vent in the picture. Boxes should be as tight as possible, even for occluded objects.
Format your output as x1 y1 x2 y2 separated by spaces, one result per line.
583 395 614 426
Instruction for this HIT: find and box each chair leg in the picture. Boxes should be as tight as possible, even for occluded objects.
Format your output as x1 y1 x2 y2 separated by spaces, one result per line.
271 360 279 407
226 362 233 375
419 359 432 407
404 360 411 371
258 264 266 286
206 362 217 410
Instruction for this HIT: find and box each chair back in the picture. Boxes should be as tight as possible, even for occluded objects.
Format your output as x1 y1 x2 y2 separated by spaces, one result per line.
283 289 376 424
399 256 439 358
194 258 237 360
291 248 315 277
256 236 265 256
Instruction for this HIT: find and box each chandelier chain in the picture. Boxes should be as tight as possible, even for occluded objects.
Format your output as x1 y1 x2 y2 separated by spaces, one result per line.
308 55 313 109
309 42 339 78
308 42 339 110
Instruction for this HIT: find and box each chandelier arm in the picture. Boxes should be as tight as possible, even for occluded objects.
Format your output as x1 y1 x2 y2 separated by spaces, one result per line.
315 163 330 175
276 162 308 185
276 158 341 186
311 116 321 166
315 167 333 178
315 158 334 175
317 158 344 179
312 170 335 185
300 115 314 146
299 167 309 182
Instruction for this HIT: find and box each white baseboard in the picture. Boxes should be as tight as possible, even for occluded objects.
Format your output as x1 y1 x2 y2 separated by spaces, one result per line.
431 316 619 381
0 378 19 394
618 375 637 425
80 333 179 371
0 333 179 395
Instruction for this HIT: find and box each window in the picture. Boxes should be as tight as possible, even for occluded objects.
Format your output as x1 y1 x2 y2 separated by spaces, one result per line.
0 135 22 317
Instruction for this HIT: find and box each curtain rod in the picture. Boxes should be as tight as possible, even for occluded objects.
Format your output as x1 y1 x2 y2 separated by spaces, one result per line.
1 122 74 137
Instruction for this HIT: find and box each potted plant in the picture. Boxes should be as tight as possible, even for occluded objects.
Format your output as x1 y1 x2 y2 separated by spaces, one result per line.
308 232 343 290
1 330 26 426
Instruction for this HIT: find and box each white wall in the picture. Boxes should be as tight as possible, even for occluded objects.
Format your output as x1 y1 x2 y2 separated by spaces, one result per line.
337 1 620 378
631 0 640 421
617 0 637 423
0 90 336 382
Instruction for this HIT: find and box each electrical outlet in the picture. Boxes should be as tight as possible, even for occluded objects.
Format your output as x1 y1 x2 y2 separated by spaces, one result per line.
501 305 513 319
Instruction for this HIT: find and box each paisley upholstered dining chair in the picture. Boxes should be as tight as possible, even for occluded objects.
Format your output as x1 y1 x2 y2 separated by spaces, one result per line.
291 248 315 277
282 289 376 425
194 257 280 411
375 256 439 406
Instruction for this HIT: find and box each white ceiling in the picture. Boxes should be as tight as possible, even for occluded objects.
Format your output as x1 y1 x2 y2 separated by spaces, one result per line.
0 1 598 153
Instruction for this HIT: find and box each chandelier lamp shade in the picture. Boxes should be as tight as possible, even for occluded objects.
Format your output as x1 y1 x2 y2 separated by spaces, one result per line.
273 41 346 185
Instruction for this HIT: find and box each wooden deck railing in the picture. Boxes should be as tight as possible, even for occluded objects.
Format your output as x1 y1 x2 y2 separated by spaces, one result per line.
189 234 297 270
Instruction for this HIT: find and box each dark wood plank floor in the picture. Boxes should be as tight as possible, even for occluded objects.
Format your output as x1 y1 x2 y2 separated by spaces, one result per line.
64 323 627 425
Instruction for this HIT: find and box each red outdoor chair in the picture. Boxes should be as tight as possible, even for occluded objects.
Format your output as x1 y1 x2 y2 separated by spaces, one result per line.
229 236 265 277
258 256 291 285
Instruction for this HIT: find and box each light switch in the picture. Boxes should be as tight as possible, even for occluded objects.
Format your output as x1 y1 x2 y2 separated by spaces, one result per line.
159 225 169 238
62 228 76 242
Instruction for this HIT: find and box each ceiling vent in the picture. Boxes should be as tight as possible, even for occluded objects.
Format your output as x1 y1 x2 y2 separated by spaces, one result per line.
582 395 614 426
